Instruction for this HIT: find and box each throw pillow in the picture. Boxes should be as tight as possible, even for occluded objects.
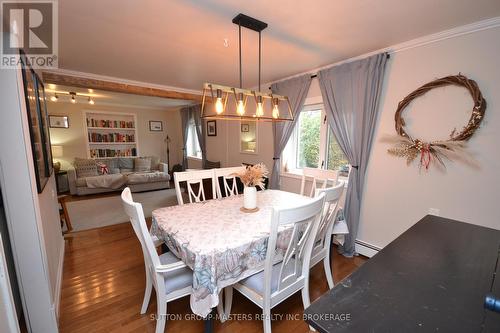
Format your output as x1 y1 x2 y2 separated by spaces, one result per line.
74 158 98 178
118 157 134 170
148 156 161 171
134 157 151 172
101 158 118 170
96 162 109 175
109 168 120 174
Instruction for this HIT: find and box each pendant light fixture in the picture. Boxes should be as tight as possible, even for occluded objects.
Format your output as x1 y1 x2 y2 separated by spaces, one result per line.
201 14 292 121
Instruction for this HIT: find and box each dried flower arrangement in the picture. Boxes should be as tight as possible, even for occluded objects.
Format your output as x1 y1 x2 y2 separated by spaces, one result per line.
234 163 269 189
386 74 486 170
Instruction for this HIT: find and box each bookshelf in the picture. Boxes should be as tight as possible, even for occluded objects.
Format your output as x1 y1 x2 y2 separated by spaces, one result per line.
84 111 139 158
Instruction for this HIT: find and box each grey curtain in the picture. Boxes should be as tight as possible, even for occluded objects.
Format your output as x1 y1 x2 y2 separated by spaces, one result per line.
191 105 207 168
270 74 312 189
318 53 388 256
181 106 190 170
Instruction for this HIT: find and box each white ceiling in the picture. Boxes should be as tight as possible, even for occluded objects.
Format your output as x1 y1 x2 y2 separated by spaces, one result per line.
45 84 192 108
58 0 500 91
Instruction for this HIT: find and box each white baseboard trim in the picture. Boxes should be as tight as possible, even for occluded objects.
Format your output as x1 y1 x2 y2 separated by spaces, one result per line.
53 238 65 319
355 240 381 258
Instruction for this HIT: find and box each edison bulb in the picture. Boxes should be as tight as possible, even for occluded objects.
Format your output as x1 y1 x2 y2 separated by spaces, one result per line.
272 104 279 119
215 98 224 114
256 102 264 117
237 100 245 115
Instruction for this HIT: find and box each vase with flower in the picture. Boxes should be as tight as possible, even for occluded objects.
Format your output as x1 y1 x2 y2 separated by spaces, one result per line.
234 163 268 211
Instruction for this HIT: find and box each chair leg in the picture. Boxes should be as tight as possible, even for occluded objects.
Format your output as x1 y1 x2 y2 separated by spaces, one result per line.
141 268 153 314
301 281 316 331
216 289 225 322
263 305 272 333
323 254 335 289
301 281 311 309
155 297 167 333
224 286 233 320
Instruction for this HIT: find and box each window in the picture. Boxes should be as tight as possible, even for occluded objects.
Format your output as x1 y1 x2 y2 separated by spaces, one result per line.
186 120 202 159
283 104 349 177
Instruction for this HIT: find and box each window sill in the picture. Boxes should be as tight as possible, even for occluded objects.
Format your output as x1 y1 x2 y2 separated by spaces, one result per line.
280 170 349 187
187 156 202 161
280 170 303 180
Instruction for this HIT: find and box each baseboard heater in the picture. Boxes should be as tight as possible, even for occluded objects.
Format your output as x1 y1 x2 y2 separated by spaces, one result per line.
355 239 382 258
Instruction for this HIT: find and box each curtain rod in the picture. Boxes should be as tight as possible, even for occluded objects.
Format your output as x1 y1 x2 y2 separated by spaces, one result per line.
269 53 390 88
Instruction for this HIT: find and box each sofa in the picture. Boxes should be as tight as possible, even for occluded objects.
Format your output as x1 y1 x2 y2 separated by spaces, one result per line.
68 156 170 196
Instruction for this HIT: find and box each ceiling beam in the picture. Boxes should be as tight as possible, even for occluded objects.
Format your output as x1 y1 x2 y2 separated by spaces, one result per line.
42 71 203 102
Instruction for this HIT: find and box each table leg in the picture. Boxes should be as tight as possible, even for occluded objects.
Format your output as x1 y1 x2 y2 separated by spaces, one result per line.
59 196 72 233
203 308 215 333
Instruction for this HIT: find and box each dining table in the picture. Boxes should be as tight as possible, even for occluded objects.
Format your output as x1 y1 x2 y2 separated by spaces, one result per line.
151 189 315 321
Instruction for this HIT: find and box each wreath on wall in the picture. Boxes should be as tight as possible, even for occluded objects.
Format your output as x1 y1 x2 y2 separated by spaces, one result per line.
384 74 486 170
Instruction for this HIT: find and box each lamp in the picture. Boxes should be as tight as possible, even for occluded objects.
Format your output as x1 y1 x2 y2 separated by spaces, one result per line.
51 145 63 172
201 14 292 122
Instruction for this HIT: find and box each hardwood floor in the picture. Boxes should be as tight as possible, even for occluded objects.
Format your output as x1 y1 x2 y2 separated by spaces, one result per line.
59 221 366 333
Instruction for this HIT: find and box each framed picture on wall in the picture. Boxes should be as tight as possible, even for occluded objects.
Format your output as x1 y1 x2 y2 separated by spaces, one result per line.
20 51 49 193
35 74 54 178
49 115 69 128
149 120 163 132
207 120 217 136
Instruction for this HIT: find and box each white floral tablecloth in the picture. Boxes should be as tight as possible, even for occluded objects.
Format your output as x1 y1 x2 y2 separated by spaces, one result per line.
151 189 313 317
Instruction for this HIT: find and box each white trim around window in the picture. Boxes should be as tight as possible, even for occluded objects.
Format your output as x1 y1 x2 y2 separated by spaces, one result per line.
281 103 350 180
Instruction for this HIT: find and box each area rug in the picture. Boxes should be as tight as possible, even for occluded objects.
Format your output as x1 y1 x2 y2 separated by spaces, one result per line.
66 188 179 232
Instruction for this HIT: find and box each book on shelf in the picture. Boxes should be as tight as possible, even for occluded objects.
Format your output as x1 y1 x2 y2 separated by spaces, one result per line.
88 132 135 143
86 118 134 129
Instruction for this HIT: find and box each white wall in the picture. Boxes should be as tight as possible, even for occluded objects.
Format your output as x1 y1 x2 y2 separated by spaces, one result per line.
48 103 183 170
205 119 274 169
358 25 500 250
0 64 60 331
37 176 64 307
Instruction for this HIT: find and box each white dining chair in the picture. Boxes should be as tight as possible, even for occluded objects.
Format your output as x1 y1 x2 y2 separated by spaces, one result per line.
311 183 345 289
121 188 193 333
300 167 339 197
214 166 246 198
173 169 217 205
223 192 326 333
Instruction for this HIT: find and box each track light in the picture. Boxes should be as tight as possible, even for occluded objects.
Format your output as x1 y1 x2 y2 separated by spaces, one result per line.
88 97 95 105
50 93 58 102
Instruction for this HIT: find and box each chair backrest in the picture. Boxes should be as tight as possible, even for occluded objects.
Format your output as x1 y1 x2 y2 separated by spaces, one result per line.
214 166 246 198
263 193 325 296
300 167 339 197
174 169 217 205
121 188 162 274
313 183 344 253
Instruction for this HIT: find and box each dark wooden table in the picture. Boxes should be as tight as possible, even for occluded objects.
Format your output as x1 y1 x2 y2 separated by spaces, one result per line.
305 215 500 332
